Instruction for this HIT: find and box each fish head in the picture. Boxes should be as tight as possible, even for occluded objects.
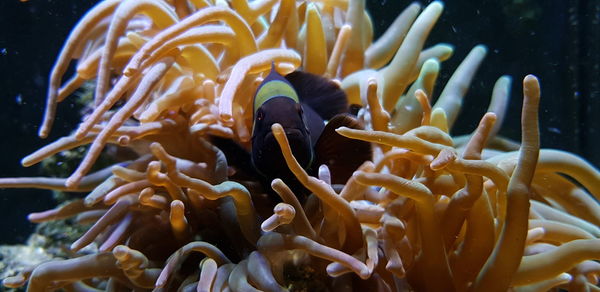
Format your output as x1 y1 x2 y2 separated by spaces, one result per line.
251 97 313 179
250 64 316 180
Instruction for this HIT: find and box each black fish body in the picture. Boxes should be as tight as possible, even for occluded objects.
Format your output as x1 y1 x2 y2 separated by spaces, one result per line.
249 65 372 196
251 66 318 180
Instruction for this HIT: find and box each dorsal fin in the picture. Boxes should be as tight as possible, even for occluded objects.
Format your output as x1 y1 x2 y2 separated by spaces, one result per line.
285 71 348 120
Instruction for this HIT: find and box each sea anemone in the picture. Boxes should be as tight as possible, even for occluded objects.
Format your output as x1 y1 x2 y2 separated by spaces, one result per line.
1 0 599 291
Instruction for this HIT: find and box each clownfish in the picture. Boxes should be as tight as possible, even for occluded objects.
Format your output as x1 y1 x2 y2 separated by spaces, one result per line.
250 64 371 188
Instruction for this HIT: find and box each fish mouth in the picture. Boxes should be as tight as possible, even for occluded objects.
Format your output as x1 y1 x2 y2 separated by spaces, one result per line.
264 128 303 141
283 128 303 137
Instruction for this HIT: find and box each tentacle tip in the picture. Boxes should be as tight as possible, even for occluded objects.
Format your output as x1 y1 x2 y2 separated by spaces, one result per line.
1 279 11 288
83 198 97 207
429 164 442 171
352 170 366 179
149 142 162 153
474 44 488 52
523 74 541 99
98 244 111 253
499 75 512 82
70 241 82 252
38 128 49 139
483 111 497 121
26 213 38 222
155 280 166 288
171 199 184 209
270 178 282 187
524 74 539 84
430 1 444 10
271 123 283 132
385 263 406 278
112 245 128 258
2 277 25 289
20 157 33 167
118 135 131 146
558 273 573 282
438 42 455 50
334 126 350 133
367 77 378 87
219 113 234 126
423 58 441 68
409 2 422 9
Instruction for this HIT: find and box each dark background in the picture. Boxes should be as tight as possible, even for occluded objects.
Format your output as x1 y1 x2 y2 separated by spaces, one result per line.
0 0 598 243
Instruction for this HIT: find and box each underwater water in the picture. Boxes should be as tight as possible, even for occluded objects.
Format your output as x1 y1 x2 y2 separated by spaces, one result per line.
0 0 597 291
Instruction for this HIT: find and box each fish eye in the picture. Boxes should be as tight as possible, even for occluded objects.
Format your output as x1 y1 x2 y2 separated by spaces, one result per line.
295 103 303 115
257 110 265 121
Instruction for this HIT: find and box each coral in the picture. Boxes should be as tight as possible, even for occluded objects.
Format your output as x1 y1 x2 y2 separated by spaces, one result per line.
0 214 94 292
1 0 599 291
0 236 55 289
